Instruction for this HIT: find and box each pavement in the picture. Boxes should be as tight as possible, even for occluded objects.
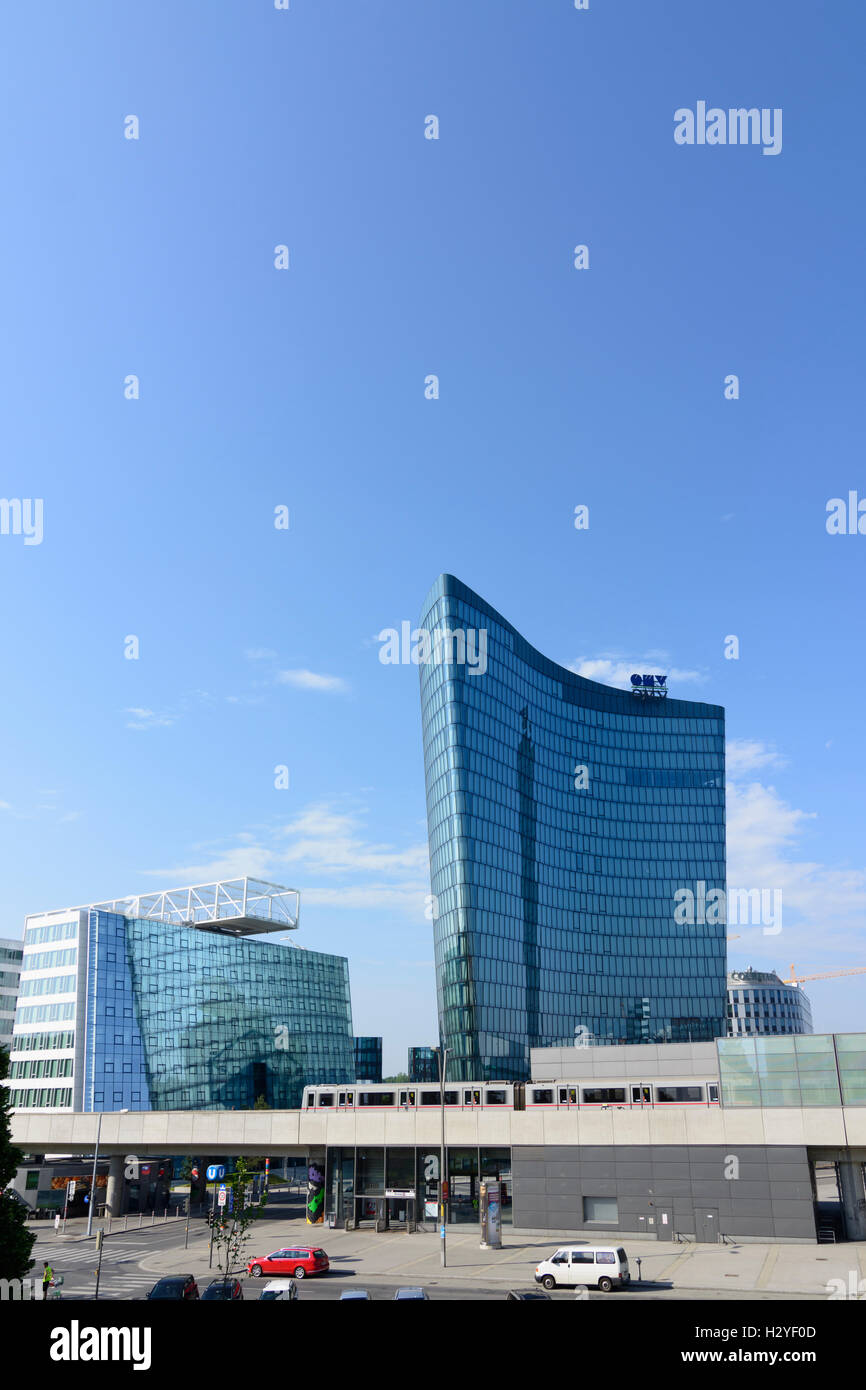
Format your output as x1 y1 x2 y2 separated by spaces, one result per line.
30 1204 866 1299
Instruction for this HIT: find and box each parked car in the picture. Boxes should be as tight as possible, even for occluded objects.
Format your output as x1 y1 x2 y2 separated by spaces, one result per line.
248 1247 329 1279
258 1279 299 1301
535 1246 630 1292
505 1290 551 1300
146 1275 200 1300
201 1277 244 1301
339 1289 372 1300
393 1287 429 1300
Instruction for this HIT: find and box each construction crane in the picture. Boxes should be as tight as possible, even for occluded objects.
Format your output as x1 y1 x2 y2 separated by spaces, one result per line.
784 963 866 987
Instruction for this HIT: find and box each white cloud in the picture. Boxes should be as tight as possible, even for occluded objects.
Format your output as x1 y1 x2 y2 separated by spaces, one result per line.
124 707 176 730
725 739 787 776
142 801 430 917
726 754 866 965
568 654 706 688
277 669 349 694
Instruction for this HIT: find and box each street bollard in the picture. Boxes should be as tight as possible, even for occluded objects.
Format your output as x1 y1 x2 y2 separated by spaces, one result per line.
138 1213 143 1229
124 1215 129 1231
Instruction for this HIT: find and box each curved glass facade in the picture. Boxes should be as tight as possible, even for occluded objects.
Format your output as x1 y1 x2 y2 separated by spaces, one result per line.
419 575 727 1081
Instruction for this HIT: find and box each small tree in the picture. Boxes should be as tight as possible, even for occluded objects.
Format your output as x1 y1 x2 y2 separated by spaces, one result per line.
210 1159 267 1287
0 1047 35 1281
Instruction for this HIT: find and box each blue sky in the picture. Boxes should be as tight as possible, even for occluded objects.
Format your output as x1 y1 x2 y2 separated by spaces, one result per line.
1 1 864 1070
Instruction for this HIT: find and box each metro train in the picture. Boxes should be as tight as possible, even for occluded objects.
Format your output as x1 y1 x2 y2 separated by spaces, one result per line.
302 1077 721 1111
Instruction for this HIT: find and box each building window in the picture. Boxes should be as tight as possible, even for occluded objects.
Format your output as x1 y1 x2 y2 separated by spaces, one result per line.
584 1196 619 1223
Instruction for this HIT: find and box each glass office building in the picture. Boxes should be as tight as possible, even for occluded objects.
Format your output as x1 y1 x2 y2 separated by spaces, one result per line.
727 969 813 1037
8 878 355 1111
408 1046 439 1082
353 1036 383 1082
419 575 727 1081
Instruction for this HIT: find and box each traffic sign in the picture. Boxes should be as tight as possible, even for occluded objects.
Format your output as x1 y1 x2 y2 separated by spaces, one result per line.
207 1164 226 1181
66 1180 76 1197
217 1184 228 1207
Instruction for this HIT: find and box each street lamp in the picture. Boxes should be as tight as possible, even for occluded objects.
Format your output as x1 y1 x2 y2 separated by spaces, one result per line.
436 1046 449 1268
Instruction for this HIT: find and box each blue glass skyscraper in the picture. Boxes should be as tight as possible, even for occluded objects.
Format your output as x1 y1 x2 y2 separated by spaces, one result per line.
419 576 727 1081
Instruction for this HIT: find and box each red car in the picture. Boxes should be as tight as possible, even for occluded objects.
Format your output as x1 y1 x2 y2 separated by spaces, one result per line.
248 1246 329 1280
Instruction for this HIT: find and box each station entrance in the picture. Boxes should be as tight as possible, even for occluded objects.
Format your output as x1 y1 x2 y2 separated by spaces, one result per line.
325 1145 512 1232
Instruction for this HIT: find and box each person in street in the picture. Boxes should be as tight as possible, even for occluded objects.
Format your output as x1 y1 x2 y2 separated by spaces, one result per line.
42 1262 53 1298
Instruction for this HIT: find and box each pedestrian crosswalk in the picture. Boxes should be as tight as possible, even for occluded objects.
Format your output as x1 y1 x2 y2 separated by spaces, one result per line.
29 1238 176 1300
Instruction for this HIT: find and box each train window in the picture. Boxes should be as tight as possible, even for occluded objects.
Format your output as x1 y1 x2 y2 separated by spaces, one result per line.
400 1092 408 1106
306 1093 315 1108
655 1086 703 1104
532 1088 554 1104
568 1088 577 1104
631 1086 651 1104
338 1093 346 1105
558 1088 568 1104
347 1093 354 1104
707 1083 719 1103
318 1093 334 1107
420 1091 440 1105
444 1090 459 1105
486 1090 507 1104
359 1091 395 1106
408 1091 416 1105
582 1088 626 1104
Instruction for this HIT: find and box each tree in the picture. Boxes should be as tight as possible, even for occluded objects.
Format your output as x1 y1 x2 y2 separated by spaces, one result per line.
383 1073 409 1082
0 1046 35 1281
209 1159 267 1287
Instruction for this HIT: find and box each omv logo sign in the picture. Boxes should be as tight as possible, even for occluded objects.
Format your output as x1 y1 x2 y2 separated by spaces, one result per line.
630 674 668 698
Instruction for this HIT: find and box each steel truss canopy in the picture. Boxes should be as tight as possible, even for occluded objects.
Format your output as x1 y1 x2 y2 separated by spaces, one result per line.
86 877 300 937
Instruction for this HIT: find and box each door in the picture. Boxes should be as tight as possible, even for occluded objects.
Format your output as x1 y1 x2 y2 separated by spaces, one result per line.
656 1206 673 1239
695 1207 719 1243
569 1249 596 1286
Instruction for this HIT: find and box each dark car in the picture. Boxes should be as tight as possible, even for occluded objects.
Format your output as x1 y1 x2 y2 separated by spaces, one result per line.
505 1290 552 1300
201 1278 244 1301
146 1275 199 1300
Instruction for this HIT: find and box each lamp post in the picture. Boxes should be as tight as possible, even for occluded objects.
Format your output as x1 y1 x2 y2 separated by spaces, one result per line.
436 1046 449 1268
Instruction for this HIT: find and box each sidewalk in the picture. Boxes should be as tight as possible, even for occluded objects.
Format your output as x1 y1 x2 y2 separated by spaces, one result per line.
135 1222 866 1297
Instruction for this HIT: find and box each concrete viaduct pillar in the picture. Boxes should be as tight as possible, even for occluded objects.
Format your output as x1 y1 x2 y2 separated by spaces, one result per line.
838 1160 866 1240
106 1154 127 1217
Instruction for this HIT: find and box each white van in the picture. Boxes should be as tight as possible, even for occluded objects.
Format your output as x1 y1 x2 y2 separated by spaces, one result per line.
535 1245 630 1292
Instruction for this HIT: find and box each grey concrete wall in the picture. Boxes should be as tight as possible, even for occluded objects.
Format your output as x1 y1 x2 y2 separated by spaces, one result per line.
530 1041 720 1082
512 1143 817 1242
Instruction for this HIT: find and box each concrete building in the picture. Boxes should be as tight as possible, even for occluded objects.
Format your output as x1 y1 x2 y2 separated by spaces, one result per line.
0 936 23 1050
727 968 813 1036
11 1032 866 1243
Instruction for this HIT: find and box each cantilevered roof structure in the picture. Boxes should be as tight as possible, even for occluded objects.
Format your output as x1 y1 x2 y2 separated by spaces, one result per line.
27 877 300 938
